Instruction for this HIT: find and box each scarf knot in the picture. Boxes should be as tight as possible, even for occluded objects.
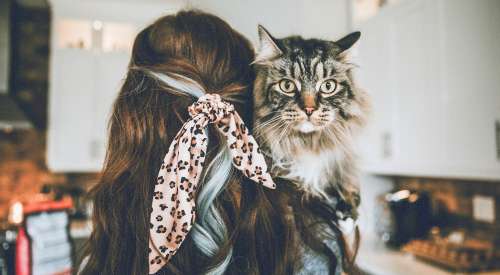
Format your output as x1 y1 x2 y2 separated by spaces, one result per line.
188 94 234 124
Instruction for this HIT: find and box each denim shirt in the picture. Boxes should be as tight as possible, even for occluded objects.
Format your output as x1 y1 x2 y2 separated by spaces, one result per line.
294 222 343 275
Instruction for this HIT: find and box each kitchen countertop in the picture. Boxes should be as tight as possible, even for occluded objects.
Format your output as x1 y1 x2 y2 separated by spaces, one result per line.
69 219 92 239
357 235 500 275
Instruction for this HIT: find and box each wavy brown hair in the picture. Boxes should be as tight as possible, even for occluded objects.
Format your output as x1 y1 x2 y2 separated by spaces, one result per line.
79 10 358 275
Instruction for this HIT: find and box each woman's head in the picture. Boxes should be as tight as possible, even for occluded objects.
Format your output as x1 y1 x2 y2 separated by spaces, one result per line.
80 10 255 275
131 10 255 118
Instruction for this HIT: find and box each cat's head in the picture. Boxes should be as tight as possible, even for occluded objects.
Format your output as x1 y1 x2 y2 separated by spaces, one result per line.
253 26 368 143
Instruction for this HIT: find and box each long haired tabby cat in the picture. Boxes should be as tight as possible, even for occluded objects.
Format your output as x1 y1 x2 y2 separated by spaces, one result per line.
253 26 370 219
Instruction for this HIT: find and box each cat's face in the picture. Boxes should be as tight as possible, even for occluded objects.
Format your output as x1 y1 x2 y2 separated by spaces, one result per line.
253 26 363 136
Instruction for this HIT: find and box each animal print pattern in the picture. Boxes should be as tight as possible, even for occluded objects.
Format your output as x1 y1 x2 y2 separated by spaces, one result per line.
149 94 275 274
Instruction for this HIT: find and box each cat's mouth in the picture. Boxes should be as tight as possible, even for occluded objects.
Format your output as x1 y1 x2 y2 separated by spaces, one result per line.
285 109 333 134
296 121 316 133
294 120 328 134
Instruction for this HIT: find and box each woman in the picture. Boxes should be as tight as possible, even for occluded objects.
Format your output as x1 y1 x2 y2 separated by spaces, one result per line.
79 10 357 275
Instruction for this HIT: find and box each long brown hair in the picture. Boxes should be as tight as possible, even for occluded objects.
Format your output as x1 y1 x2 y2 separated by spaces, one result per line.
79 10 358 275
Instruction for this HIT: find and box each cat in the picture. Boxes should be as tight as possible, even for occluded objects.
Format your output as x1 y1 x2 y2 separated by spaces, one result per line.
252 25 370 219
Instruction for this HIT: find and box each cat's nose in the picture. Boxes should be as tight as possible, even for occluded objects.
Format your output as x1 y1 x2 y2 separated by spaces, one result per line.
304 108 315 116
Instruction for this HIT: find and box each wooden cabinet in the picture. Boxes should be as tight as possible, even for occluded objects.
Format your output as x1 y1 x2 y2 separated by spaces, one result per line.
356 0 500 180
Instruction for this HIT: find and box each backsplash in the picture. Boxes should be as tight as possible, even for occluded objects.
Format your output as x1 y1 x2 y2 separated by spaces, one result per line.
394 177 500 239
0 129 98 219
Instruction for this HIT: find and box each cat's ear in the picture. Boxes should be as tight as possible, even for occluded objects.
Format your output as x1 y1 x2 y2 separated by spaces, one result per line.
335 31 361 53
253 25 282 64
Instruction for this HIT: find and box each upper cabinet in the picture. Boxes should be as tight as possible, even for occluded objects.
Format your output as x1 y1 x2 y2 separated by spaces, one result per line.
356 0 500 181
47 0 186 172
440 0 500 179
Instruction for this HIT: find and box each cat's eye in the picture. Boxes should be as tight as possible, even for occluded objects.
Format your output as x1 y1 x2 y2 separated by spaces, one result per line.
278 79 297 94
319 79 337 94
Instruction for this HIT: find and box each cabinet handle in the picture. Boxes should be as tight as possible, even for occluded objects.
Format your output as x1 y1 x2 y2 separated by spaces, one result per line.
496 120 500 161
90 139 102 160
382 132 392 159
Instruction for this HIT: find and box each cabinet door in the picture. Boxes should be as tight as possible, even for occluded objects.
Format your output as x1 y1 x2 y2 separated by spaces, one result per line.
92 52 129 167
356 13 396 168
390 0 445 171
441 0 500 179
48 50 129 172
357 0 444 174
356 0 500 180
47 49 97 171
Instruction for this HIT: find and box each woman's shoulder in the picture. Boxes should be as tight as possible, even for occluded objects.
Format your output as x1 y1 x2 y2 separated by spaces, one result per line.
294 220 343 275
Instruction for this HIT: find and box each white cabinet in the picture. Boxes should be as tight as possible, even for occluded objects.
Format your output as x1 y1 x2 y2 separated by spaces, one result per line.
390 0 445 170
92 52 130 163
47 49 128 172
356 0 500 180
47 0 184 172
440 0 500 179
48 49 96 171
356 8 395 166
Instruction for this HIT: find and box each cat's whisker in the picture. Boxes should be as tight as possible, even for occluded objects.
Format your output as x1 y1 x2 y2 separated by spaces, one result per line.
253 117 284 136
254 116 282 132
274 123 291 148
254 123 281 139
267 123 289 149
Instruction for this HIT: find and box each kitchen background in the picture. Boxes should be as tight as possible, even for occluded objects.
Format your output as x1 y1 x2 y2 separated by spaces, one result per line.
0 0 499 274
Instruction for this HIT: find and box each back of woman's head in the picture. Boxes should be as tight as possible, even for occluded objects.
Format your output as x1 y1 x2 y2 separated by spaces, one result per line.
80 10 255 275
134 11 254 97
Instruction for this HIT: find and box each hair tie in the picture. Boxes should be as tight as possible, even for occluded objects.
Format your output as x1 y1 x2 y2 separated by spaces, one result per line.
149 94 275 274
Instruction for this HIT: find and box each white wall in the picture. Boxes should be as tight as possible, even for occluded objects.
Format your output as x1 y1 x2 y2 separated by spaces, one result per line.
296 0 351 39
50 0 186 26
187 0 350 46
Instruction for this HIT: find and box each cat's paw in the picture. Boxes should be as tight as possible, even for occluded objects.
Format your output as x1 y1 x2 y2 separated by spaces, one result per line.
336 191 360 220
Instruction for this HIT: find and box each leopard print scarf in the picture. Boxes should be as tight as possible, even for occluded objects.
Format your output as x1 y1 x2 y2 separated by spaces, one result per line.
149 94 275 274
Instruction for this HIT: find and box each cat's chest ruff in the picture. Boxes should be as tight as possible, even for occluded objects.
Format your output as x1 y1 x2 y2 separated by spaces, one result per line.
282 149 341 197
